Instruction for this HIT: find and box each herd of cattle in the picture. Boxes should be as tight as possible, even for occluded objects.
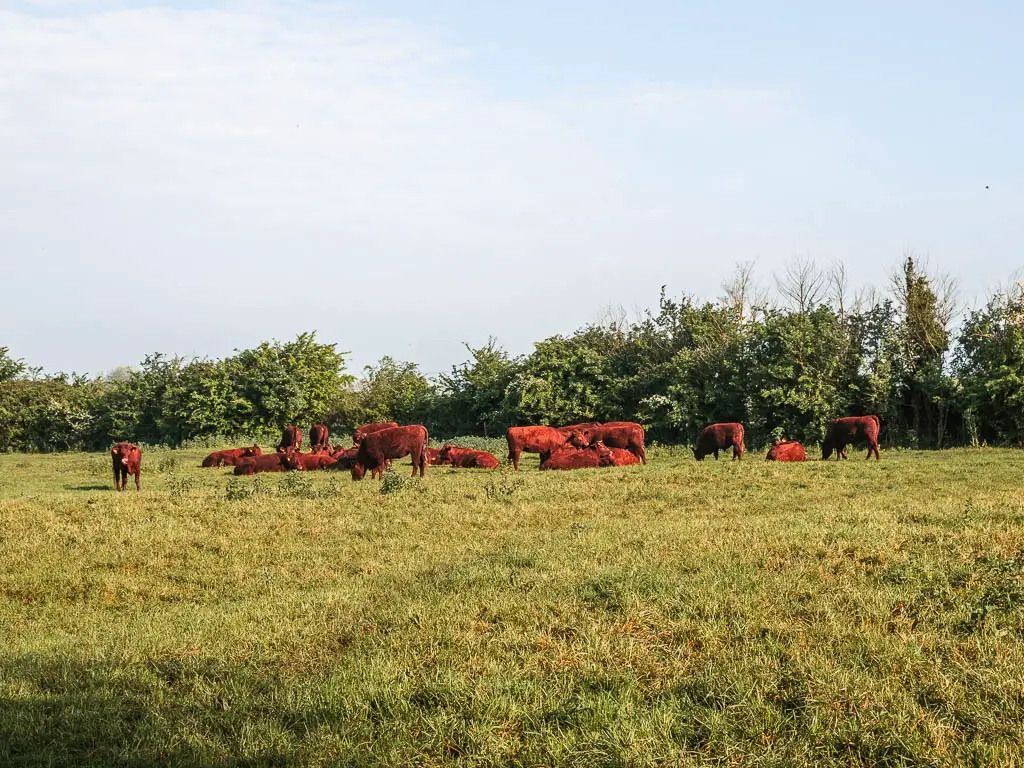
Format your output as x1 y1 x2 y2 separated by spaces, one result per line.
108 415 882 491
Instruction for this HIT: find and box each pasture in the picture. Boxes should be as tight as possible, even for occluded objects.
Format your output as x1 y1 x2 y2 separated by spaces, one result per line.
1 446 1023 766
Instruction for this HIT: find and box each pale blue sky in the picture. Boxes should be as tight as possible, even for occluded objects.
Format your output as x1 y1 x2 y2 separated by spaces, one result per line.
1 0 1020 377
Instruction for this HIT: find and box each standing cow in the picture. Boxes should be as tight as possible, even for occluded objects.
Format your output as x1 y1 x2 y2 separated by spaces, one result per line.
505 426 577 471
277 425 302 453
111 442 142 491
694 423 745 461
351 425 428 480
822 416 880 461
309 424 330 453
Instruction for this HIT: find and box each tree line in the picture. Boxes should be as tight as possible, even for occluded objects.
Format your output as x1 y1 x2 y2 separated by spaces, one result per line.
2 257 1022 452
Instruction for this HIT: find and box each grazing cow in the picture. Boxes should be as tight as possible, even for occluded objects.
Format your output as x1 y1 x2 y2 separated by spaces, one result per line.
353 422 399 444
277 425 302 453
765 439 806 462
351 425 428 480
201 445 261 468
111 442 142 491
294 452 338 470
505 426 577 471
592 422 647 464
822 416 880 461
694 423 745 461
234 451 303 475
309 424 330 453
540 442 606 470
437 444 500 469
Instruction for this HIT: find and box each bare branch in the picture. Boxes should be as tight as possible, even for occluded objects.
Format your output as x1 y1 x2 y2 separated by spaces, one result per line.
775 255 826 313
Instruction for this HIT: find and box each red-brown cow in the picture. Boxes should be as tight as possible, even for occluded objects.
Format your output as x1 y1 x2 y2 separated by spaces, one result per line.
201 445 262 467
277 425 302 453
592 422 647 464
694 423 745 461
294 452 338 470
505 426 576 471
309 424 330 453
765 439 806 462
540 442 606 470
351 425 428 480
327 446 360 470
353 422 400 444
822 416 880 461
425 446 445 465
555 421 602 435
598 445 642 466
111 442 142 491
437 444 500 469
234 451 303 475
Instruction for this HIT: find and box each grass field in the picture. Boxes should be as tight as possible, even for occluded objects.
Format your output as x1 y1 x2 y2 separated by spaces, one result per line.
1 445 1023 766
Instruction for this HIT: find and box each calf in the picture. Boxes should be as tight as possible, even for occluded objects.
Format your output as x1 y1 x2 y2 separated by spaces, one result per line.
201 445 261 468
598 445 641 466
822 416 880 461
111 442 142 491
309 424 330 453
234 451 303 475
277 425 302 453
765 439 806 462
694 423 745 461
353 422 399 444
505 426 576 471
351 425 428 480
437 444 500 469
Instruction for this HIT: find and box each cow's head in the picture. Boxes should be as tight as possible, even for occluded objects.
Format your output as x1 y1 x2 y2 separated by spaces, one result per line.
692 444 706 461
351 462 366 481
566 430 590 448
820 440 834 461
279 449 302 471
243 445 261 457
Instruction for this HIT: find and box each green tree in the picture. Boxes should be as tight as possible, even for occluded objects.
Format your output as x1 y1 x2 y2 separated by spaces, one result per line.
0 347 26 382
434 339 520 436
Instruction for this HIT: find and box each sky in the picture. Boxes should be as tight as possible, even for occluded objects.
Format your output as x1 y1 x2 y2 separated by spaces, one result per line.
2 0 1021 378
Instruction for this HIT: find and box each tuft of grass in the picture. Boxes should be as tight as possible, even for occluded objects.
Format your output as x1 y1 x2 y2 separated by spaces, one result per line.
0 446 1023 765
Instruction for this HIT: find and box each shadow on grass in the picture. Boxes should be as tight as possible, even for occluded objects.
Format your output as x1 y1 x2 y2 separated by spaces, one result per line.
63 485 113 491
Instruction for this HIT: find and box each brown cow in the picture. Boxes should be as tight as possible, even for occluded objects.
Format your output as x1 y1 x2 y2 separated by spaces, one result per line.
327 446 360 470
505 426 576 471
309 424 330 453
555 421 602 435
294 452 338 470
694 422 745 461
822 416 880 461
201 445 262 467
277 425 302 453
592 422 646 464
351 425 428 480
437 444 500 469
598 445 642 466
111 442 142 491
425 446 445 465
353 422 400 444
540 442 606 470
765 439 806 462
234 451 303 475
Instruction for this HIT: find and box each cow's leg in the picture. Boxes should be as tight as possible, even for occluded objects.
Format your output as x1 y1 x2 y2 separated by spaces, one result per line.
714 448 719 460
135 468 141 491
510 448 520 471
113 464 119 490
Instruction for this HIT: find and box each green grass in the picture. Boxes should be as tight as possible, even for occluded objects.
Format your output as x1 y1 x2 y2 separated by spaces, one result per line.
1 446 1023 766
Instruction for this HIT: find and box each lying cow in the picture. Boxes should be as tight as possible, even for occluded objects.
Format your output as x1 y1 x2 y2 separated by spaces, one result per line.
201 445 261 467
234 451 303 475
309 424 330 453
425 446 444 465
694 422 745 461
294 452 338 470
822 416 880 461
765 439 806 462
277 425 302 453
327 446 360 470
353 422 399 444
540 442 607 470
505 425 577 471
598 445 641 466
592 422 646 464
437 444 500 469
351 425 428 480
111 442 142 491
